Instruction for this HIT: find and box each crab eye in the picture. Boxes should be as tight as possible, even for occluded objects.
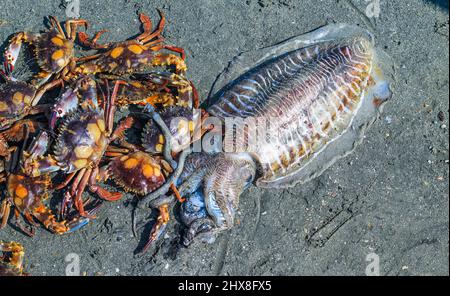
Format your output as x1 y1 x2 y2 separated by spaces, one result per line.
57 109 63 114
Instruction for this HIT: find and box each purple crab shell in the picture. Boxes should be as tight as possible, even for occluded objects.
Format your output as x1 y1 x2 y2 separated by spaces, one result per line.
0 81 36 130
53 108 109 173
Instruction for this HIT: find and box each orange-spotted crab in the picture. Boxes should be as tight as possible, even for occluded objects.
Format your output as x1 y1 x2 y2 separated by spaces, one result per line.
100 148 172 251
75 11 186 77
0 241 28 276
0 131 98 236
21 76 132 218
5 16 88 86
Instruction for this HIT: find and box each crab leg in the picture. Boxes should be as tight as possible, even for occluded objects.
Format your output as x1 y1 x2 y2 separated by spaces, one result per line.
13 209 34 237
104 151 125 157
60 192 72 219
73 168 93 218
104 145 129 157
53 172 76 190
88 167 122 201
162 45 186 60
78 30 110 49
106 146 133 154
69 168 86 197
91 30 108 44
23 212 38 227
59 169 86 218
138 10 165 44
104 142 138 157
110 116 134 142
31 78 63 106
75 53 102 63
141 37 164 49
0 199 11 229
65 19 88 41
49 16 67 39
65 200 103 233
136 13 153 41
105 80 127 133
89 186 122 201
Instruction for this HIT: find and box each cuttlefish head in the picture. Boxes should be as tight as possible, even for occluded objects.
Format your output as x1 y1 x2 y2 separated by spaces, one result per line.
179 152 257 246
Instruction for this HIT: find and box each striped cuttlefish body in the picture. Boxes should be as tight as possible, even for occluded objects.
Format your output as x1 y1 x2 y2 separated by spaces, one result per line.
178 24 394 246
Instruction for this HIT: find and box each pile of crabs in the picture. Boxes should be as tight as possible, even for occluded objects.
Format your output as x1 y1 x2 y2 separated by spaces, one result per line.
0 11 209 274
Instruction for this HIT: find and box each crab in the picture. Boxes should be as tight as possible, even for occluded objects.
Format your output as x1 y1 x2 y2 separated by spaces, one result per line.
0 131 97 236
21 76 133 218
100 142 185 253
0 241 28 276
5 15 88 86
75 11 186 77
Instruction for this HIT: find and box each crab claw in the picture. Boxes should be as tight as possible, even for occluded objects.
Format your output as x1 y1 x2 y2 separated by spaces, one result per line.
50 87 79 129
139 204 170 254
140 219 169 254
65 217 90 233
4 33 23 73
